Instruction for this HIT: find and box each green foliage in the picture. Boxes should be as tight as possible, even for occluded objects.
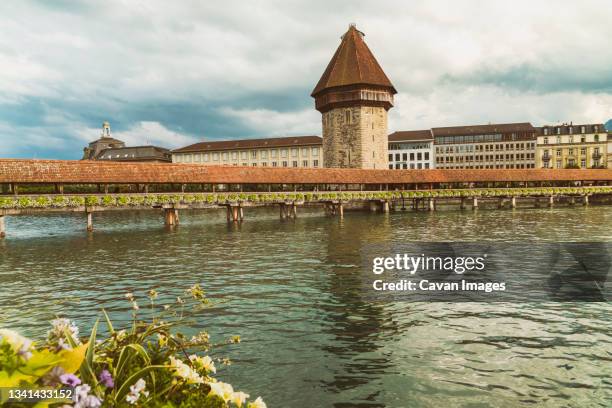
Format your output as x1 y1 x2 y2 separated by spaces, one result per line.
116 196 131 206
102 196 116 206
0 286 266 408
130 196 145 206
206 194 216 204
69 196 86 207
86 196 100 207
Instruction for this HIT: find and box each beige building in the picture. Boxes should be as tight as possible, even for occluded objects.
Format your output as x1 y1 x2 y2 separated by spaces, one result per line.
172 136 322 168
536 124 607 169
432 123 537 169
311 24 396 169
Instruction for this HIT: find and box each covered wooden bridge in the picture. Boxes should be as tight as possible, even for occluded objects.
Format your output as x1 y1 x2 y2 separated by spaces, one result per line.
0 159 611 237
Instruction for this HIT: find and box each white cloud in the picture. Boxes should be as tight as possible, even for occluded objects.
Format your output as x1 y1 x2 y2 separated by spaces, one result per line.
219 107 320 136
0 0 611 158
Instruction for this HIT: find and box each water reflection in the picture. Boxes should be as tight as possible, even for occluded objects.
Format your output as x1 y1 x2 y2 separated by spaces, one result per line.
0 207 611 407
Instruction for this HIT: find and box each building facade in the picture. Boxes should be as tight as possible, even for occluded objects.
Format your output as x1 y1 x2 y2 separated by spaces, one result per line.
172 136 323 168
388 130 435 169
432 123 536 169
311 24 396 169
535 124 607 169
83 122 171 163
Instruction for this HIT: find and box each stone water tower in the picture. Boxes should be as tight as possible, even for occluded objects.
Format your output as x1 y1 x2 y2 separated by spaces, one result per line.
312 24 396 169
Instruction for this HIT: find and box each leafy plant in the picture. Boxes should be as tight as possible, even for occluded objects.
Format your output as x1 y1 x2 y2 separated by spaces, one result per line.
0 286 267 408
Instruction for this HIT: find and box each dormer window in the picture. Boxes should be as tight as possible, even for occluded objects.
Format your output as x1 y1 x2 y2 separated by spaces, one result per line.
556 127 561 135
543 128 549 135
580 126 585 134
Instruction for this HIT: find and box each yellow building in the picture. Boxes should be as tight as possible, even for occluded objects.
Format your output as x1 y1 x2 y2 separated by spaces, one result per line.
536 124 607 169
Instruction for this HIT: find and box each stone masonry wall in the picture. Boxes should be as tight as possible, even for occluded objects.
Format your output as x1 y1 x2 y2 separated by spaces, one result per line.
322 106 389 169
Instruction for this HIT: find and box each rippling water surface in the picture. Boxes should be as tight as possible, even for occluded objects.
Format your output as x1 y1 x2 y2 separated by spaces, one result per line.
1 207 611 407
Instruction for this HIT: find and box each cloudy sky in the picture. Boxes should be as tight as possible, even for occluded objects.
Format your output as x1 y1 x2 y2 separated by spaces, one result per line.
1 0 611 159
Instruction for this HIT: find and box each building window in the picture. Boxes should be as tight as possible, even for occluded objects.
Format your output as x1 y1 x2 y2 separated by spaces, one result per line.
417 152 422 161
556 160 561 169
302 160 308 167
388 154 393 161
271 150 277 158
231 151 238 160
252 163 257 166
261 150 268 159
251 150 257 159
291 148 298 158
272 161 277 167
261 162 268 167
282 161 288 167
241 151 247 159
556 149 561 156
581 159 586 168
292 161 298 167
222 152 229 161
594 135 599 142
395 153 400 161
312 147 319 156
280 149 288 158
313 160 319 167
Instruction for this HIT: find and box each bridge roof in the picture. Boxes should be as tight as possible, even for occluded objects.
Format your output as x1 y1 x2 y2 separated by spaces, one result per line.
1 159 611 185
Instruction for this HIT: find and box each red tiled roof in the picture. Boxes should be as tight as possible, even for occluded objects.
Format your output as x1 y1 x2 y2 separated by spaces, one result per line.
432 123 535 136
388 130 433 142
173 136 322 153
311 25 396 96
0 160 610 185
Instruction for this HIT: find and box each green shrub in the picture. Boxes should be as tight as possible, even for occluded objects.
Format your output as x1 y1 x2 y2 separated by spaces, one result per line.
206 194 216 204
85 196 100 207
35 196 52 207
69 196 86 207
116 196 130 206
102 196 116 206
130 196 145 206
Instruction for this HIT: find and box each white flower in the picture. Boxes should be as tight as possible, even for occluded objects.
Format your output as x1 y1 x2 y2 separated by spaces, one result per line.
207 381 234 403
125 292 134 301
189 354 216 374
47 318 80 348
248 397 267 408
0 329 34 361
231 391 250 407
73 384 102 408
126 378 148 405
132 301 139 311
169 356 204 384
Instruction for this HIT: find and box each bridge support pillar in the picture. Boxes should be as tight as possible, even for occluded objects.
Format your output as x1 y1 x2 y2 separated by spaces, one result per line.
583 195 589 205
383 201 390 213
0 215 5 238
225 206 241 223
164 208 179 226
338 203 344 218
290 204 297 218
511 196 516 208
472 197 478 210
428 198 435 211
549 195 554 207
460 197 466 210
86 211 93 232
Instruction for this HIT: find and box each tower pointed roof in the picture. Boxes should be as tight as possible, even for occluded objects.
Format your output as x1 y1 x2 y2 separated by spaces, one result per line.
311 25 396 97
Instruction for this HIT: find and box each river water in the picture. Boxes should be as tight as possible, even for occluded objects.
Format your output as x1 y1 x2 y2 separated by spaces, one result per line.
0 207 611 407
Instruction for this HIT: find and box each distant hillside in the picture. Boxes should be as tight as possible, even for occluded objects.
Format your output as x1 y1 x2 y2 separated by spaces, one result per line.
606 119 612 131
